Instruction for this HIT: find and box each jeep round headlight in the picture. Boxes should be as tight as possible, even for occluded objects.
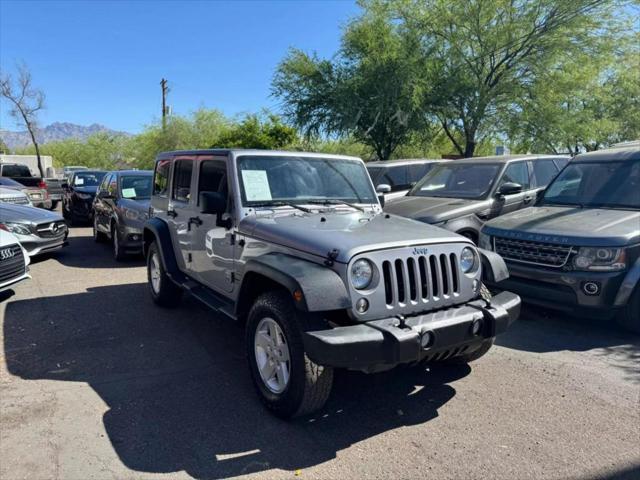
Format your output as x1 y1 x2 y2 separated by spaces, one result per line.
460 247 478 274
351 259 373 290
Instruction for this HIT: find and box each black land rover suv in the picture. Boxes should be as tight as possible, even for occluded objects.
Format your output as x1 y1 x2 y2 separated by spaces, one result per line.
480 145 640 332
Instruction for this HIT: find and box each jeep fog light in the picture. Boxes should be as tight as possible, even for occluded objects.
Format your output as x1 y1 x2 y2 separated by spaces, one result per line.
460 247 478 274
355 298 369 313
351 259 373 289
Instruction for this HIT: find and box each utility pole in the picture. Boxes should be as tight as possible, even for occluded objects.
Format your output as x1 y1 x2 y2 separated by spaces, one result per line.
160 78 169 130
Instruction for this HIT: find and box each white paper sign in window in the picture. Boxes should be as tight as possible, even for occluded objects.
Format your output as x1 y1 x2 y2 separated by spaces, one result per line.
241 170 272 201
121 188 136 198
75 178 85 185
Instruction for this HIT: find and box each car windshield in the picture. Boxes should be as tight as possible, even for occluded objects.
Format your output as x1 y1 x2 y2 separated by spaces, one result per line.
236 155 377 206
541 159 640 210
73 172 105 187
408 163 501 199
120 176 152 199
2 164 31 177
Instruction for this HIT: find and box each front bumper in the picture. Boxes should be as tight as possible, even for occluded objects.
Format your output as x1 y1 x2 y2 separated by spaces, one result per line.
304 291 520 371
486 262 626 319
16 234 69 257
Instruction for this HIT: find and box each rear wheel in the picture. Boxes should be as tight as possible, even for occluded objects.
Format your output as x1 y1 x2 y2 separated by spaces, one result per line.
616 286 640 334
147 241 182 307
246 291 333 418
112 223 126 261
93 217 107 243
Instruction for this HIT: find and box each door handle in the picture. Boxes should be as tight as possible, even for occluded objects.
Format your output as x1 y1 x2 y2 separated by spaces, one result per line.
167 209 177 218
523 196 532 203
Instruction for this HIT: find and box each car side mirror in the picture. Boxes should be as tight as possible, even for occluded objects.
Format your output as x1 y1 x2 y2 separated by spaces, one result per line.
376 184 391 194
200 191 227 215
496 182 523 196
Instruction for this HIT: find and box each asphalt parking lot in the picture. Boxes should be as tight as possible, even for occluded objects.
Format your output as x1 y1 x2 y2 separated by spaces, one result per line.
1 225 639 480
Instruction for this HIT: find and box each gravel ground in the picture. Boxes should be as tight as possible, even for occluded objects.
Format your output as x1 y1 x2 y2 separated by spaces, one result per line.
1 226 639 480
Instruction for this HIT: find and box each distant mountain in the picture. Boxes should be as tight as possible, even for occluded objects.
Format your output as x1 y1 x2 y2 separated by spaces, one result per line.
0 122 130 150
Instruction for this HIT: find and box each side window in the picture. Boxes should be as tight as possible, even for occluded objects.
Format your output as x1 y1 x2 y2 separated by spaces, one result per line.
409 164 432 184
532 159 560 187
198 160 227 202
383 166 409 191
499 162 530 190
153 159 171 197
554 158 569 171
99 173 111 193
172 159 194 203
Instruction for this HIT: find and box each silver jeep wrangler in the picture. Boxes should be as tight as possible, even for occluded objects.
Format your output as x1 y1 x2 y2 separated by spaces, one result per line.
144 149 521 418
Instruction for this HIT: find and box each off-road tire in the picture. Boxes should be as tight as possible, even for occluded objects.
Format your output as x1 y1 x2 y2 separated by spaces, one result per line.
246 291 333 419
93 217 107 243
112 223 126 261
616 286 640 334
146 241 182 307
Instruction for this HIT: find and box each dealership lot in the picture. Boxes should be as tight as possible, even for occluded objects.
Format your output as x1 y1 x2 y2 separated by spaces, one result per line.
1 226 639 480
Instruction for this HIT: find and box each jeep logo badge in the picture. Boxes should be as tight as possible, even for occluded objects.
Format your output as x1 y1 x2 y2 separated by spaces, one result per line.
412 247 428 255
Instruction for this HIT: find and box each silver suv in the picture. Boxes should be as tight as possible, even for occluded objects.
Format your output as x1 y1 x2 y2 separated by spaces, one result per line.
144 149 520 418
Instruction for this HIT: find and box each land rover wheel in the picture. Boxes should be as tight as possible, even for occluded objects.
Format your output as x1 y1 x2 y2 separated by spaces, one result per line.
112 223 126 261
147 241 182 307
93 217 107 243
246 291 333 418
616 286 640 334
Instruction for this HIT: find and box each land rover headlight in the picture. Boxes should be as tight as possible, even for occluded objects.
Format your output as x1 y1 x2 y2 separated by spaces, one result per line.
0 222 32 236
460 247 479 274
351 259 373 290
573 247 626 272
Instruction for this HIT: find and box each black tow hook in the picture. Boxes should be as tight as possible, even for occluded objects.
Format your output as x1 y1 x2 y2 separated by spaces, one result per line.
395 314 409 330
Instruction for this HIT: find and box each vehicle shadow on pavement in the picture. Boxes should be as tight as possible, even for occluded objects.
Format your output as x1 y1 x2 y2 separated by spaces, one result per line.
496 306 640 383
32 231 145 268
3 283 468 479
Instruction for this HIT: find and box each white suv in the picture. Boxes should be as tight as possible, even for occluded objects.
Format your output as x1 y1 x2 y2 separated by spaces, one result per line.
0 229 30 293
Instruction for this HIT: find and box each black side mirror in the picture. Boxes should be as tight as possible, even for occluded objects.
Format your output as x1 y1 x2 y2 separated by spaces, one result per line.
200 191 227 215
496 182 523 196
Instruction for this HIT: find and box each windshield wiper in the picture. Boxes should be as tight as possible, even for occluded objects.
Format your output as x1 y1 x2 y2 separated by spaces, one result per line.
305 199 365 212
250 201 313 213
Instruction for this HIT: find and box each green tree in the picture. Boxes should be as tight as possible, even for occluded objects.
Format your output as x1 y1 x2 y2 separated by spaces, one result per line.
0 136 8 154
387 0 625 157
215 113 298 149
273 7 427 160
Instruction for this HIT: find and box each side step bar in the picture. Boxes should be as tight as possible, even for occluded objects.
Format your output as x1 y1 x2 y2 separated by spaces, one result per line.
179 278 237 320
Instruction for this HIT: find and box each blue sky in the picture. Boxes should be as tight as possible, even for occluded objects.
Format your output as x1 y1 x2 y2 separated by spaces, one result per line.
0 0 360 133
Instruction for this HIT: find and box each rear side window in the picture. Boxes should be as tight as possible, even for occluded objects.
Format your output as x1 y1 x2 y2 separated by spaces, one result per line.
198 160 227 199
499 162 530 190
383 166 409 191
153 160 171 197
532 159 559 187
172 159 193 203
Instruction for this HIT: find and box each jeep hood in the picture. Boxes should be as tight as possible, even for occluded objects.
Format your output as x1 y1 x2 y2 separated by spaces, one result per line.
385 195 487 223
240 211 467 263
483 206 640 247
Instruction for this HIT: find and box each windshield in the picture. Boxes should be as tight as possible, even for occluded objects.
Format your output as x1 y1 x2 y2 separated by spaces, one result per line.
408 163 501 199
542 160 640 210
236 155 377 206
120 175 152 199
2 164 31 177
73 172 106 187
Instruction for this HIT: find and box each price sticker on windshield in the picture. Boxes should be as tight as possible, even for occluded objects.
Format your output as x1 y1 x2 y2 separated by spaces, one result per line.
241 170 272 201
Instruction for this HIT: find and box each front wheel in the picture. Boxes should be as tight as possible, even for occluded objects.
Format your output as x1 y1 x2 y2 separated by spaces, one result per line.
112 224 126 261
147 241 182 307
246 291 333 418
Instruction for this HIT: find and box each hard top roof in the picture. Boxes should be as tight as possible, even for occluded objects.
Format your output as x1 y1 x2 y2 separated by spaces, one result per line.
448 154 569 164
573 145 640 163
155 149 362 162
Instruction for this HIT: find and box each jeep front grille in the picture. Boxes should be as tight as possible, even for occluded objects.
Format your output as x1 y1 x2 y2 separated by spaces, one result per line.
382 253 460 307
493 237 573 267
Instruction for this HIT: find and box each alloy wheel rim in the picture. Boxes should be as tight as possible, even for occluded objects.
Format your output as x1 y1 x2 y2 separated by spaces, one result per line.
254 317 291 394
149 252 161 293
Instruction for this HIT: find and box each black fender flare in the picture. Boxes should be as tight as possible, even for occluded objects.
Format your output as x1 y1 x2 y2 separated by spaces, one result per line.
479 248 510 283
240 253 351 313
143 218 184 283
